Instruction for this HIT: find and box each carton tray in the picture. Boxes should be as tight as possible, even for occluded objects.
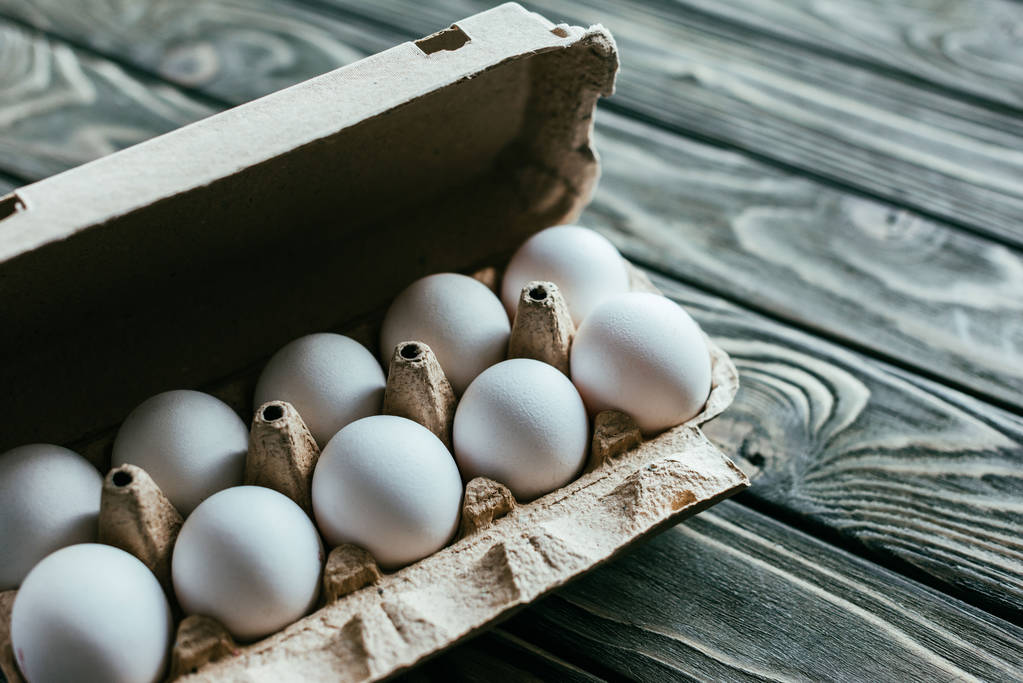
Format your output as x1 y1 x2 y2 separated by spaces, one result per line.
0 4 748 681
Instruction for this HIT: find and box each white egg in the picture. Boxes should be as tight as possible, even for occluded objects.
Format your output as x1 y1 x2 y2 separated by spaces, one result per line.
501 225 629 326
571 292 711 434
380 273 510 394
312 415 462 569
453 359 589 501
0 445 102 590
112 390 248 515
12 543 173 683
254 333 386 446
172 486 323 641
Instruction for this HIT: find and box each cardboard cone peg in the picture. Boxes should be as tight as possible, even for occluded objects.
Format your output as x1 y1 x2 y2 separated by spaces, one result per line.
98 464 183 593
586 410 643 473
382 342 457 450
508 281 574 375
458 477 517 538
323 545 383 603
168 615 238 679
0 590 24 683
246 401 320 515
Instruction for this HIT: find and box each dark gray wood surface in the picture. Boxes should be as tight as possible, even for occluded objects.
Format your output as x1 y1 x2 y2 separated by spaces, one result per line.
647 0 1023 110
1 0 1021 679
399 630 604 683
0 20 213 182
653 272 1023 618
502 500 1023 682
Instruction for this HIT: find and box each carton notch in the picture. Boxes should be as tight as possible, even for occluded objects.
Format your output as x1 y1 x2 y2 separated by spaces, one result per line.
416 25 471 55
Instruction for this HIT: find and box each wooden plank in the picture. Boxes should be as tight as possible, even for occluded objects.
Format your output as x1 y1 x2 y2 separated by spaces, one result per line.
587 112 1023 413
502 500 1023 681
2 0 1020 414
648 273 1023 618
0 20 214 182
310 0 1023 249
653 0 1023 111
399 629 603 682
0 0 404 104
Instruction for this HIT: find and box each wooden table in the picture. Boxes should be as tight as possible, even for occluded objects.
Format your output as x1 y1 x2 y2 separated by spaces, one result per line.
2 0 1022 679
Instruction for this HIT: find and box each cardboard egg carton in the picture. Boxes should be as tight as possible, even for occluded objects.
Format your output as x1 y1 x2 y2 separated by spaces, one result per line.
0 4 748 681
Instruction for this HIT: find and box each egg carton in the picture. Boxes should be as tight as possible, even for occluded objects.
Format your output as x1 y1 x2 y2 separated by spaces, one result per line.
182 269 745 683
0 4 748 681
0 265 744 683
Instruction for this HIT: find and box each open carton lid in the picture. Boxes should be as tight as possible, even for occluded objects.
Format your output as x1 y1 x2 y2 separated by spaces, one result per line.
0 3 618 451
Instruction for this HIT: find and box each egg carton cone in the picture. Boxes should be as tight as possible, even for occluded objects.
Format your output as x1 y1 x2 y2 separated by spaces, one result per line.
508 281 575 375
97 464 184 596
382 342 458 450
246 401 321 516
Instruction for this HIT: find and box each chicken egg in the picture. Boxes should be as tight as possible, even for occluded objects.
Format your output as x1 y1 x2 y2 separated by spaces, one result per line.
312 415 462 569
501 225 629 326
570 292 711 434
254 333 385 446
112 390 248 515
453 358 589 501
12 543 173 683
171 486 323 641
0 444 102 590
380 273 510 394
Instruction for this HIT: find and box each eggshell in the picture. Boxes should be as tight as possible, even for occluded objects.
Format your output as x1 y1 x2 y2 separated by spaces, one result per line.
312 415 462 569
112 390 248 515
0 444 102 590
254 333 386 445
453 358 589 501
501 225 629 326
12 543 173 683
172 486 323 641
380 273 510 394
570 292 711 434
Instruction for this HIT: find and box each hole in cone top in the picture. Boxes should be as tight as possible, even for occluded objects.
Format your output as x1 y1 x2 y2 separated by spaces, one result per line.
400 343 422 360
112 470 133 487
262 404 285 421
528 286 548 302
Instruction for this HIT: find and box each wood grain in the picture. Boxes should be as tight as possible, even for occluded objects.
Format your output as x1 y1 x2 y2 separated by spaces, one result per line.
316 0 1023 249
502 500 1023 682
587 112 1023 413
651 273 1023 617
659 0 1023 110
0 20 214 181
0 0 403 104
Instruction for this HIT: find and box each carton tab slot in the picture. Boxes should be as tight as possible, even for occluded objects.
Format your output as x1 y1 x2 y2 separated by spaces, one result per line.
0 192 24 221
416 25 471 55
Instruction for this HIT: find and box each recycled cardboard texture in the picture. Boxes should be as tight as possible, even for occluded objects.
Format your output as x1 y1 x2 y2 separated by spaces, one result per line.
0 3 616 454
